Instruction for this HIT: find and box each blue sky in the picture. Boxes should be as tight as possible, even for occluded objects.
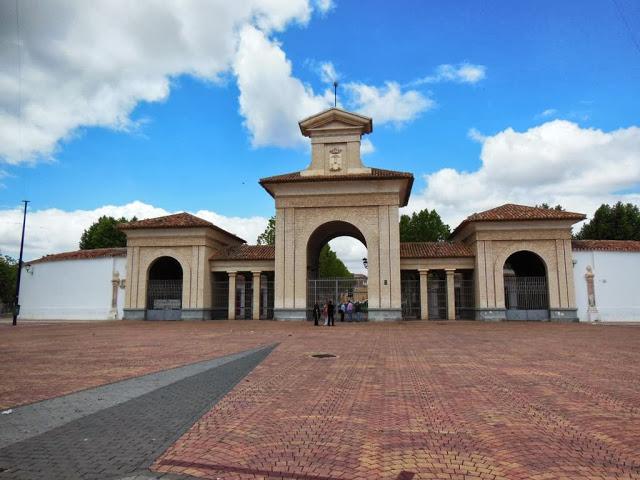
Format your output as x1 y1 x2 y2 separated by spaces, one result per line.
0 0 639 264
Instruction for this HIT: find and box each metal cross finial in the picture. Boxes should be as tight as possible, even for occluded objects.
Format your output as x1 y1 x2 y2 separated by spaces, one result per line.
333 81 338 107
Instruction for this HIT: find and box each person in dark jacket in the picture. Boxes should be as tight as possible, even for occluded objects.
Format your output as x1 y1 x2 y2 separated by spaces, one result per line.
327 300 335 326
313 302 320 326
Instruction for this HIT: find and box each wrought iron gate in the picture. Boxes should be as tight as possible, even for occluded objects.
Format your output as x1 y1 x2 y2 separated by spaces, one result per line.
401 278 421 319
262 280 275 319
455 279 475 319
146 279 182 320
307 277 368 321
504 276 549 320
211 280 229 319
236 276 253 320
428 279 447 320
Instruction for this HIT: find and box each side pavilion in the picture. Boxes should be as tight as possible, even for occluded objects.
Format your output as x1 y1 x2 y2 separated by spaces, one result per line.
121 107 585 322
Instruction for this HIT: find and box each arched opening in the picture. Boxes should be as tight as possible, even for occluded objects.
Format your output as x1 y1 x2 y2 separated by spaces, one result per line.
306 221 368 323
503 250 549 320
146 256 183 320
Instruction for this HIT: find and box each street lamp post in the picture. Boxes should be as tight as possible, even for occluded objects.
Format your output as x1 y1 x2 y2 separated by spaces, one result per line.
362 257 368 269
12 200 29 326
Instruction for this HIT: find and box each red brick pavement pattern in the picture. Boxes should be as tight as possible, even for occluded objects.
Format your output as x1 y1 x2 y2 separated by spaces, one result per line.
0 320 283 409
152 322 640 480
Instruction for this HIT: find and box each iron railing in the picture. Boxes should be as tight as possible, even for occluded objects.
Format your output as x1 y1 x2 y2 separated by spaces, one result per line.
455 279 475 319
211 280 229 319
146 279 182 310
401 278 421 319
307 277 368 321
504 276 549 310
428 279 447 320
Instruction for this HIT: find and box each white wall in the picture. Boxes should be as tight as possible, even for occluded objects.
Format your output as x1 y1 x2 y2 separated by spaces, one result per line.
573 250 640 322
19 256 127 320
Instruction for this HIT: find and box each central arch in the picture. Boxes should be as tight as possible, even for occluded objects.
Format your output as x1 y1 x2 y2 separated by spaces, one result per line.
306 221 368 321
146 256 183 320
503 250 549 320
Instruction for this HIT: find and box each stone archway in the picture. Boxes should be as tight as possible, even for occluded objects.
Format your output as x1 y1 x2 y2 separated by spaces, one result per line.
502 250 549 320
146 256 183 320
306 221 368 321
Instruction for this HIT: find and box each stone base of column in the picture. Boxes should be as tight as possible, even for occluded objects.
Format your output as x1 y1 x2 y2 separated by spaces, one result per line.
549 308 579 322
274 308 307 321
181 309 212 321
368 308 402 322
474 308 507 321
123 309 145 320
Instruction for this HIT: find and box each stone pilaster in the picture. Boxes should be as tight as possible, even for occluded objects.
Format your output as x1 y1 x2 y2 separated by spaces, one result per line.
419 269 429 320
227 271 237 320
446 269 456 320
110 271 120 319
252 271 261 320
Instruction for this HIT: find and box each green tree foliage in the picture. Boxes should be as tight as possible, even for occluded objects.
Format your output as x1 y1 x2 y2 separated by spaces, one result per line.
257 216 276 245
79 216 137 250
575 202 640 240
536 203 565 211
318 244 352 278
0 255 18 305
257 216 352 277
399 208 450 242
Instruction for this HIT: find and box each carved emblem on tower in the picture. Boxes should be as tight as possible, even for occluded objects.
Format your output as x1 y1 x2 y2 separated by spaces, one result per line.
328 147 343 172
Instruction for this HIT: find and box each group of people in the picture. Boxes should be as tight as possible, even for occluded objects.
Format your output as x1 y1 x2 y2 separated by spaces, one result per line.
312 299 364 326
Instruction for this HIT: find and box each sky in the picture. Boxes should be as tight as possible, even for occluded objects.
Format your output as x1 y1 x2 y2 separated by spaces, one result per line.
0 0 639 273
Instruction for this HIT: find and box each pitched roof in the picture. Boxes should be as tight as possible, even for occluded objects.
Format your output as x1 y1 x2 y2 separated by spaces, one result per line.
259 168 414 206
400 242 474 258
452 203 586 237
210 244 275 261
120 212 246 243
571 239 640 252
27 248 127 265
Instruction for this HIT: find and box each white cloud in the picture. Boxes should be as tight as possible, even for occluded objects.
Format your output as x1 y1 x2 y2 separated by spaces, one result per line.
0 201 268 261
360 138 375 155
411 62 487 86
234 25 333 148
319 62 339 84
314 0 335 14
467 127 487 143
345 82 434 126
539 108 557 118
329 236 367 275
407 120 640 228
0 0 315 163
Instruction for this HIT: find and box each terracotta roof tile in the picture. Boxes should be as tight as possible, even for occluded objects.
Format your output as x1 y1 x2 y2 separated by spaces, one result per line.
259 168 414 206
27 248 127 265
571 239 640 252
260 167 413 184
452 203 586 237
120 212 246 243
211 244 275 261
400 242 474 258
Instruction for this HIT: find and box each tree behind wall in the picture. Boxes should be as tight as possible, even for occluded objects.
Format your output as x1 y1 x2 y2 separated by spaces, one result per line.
79 216 137 249
575 202 640 240
399 208 450 242
0 255 17 307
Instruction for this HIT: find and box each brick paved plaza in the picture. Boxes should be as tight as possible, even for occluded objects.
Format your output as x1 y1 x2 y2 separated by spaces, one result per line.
1 321 639 479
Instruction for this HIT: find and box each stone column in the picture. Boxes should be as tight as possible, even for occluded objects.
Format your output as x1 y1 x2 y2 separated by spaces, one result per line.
252 271 261 320
419 269 429 320
446 269 456 320
110 271 120 319
227 271 237 320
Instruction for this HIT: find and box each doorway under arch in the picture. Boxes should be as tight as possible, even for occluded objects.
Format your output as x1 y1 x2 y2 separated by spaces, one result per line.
503 250 549 320
146 256 183 320
306 221 368 322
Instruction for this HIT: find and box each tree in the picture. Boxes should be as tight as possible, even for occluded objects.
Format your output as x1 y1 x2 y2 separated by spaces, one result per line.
575 202 640 240
79 216 137 250
257 216 275 245
0 255 17 306
536 203 565 211
257 216 352 277
399 208 450 242
318 244 352 278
